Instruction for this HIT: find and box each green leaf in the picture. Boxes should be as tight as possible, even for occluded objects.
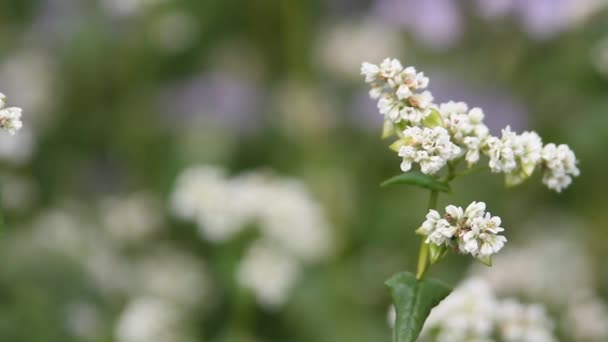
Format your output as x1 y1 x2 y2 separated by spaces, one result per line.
381 172 451 193
421 108 444 128
386 272 452 342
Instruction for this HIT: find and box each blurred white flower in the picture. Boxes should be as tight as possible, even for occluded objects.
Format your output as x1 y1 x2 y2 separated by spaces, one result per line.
133 248 211 307
237 241 301 310
565 292 608 341
170 166 250 242
115 297 191 342
418 278 556 342
397 126 461 174
498 299 556 342
470 225 594 306
100 192 164 243
422 278 498 341
315 18 403 80
541 143 579 192
170 165 333 309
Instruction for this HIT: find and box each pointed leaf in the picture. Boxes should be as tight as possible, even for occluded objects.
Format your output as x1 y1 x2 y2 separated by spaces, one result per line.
386 272 452 342
381 172 451 193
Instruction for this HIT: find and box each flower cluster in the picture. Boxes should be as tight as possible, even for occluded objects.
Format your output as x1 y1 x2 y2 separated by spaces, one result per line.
417 201 506 263
361 58 579 192
170 165 332 309
413 278 555 342
0 92 23 134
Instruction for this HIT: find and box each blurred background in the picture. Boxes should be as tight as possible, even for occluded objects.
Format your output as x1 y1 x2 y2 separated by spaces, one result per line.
0 0 607 341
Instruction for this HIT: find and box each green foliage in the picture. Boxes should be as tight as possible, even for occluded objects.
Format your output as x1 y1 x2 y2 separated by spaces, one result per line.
386 272 452 342
381 172 452 193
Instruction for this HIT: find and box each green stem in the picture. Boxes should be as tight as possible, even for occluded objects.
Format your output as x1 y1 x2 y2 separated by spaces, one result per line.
416 190 439 280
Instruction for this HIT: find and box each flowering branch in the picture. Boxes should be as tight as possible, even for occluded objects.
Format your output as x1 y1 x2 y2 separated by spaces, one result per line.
361 58 579 342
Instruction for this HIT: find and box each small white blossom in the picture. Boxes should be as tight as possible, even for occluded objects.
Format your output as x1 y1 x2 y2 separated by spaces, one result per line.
361 62 380 83
487 126 519 173
418 201 506 262
541 143 579 192
438 101 490 167
459 213 506 259
0 104 23 135
397 126 461 174
361 59 434 125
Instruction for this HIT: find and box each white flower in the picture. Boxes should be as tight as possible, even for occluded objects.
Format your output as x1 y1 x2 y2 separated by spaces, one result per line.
362 59 435 125
361 62 380 83
487 126 519 173
417 201 506 262
397 126 461 174
237 241 301 309
459 213 506 259
438 102 490 167
169 166 250 242
114 297 190 342
498 299 556 342
541 143 579 192
0 106 23 134
422 278 497 341
566 293 608 341
420 278 557 342
379 57 403 80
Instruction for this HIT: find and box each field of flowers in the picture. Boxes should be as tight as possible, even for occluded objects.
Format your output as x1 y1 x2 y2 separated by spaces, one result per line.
0 1 607 341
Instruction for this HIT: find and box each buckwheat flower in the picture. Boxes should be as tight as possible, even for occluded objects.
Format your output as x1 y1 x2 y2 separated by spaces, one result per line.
459 213 506 259
397 126 461 174
361 62 381 83
541 143 579 192
463 135 483 166
487 126 518 173
237 241 301 310
379 57 403 81
501 130 544 186
498 299 556 342
418 202 506 263
0 105 23 134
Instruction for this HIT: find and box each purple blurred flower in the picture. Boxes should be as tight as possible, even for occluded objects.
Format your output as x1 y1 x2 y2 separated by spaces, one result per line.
159 73 265 134
475 0 606 40
430 73 528 133
373 0 463 49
